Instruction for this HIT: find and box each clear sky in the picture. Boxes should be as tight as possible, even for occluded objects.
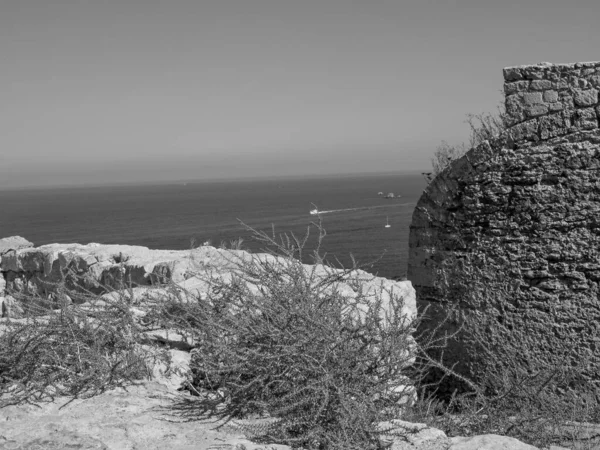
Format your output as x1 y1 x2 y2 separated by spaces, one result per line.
1 0 599 188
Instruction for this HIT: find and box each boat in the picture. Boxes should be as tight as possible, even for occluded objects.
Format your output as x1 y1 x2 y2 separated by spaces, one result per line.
310 208 319 215
385 216 391 228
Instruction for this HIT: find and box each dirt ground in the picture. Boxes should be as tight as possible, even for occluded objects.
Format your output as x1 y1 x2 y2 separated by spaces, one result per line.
0 381 290 450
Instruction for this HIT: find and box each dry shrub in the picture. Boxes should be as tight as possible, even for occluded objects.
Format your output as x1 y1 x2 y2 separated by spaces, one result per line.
0 281 162 407
410 258 600 449
152 221 422 449
430 106 508 178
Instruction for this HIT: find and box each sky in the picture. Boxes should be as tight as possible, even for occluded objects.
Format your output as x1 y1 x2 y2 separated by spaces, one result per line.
1 0 600 188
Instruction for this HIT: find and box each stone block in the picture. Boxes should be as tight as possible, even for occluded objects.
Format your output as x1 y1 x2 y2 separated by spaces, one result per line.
530 79 553 90
573 107 598 130
522 65 548 80
378 420 450 450
504 80 529 95
450 434 538 449
505 94 525 124
573 88 599 107
503 67 524 81
0 236 33 256
559 91 575 108
539 112 568 139
526 103 549 118
508 119 539 142
543 90 559 102
590 75 600 88
522 91 544 105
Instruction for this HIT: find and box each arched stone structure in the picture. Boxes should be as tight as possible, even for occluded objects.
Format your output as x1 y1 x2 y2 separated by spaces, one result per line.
408 61 600 399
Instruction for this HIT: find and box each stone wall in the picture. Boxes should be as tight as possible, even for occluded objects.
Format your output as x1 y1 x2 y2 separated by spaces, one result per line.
0 238 416 323
504 61 600 142
408 61 600 398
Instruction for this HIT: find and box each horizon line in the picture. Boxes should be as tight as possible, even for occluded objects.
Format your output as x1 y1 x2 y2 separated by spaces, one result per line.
0 169 427 192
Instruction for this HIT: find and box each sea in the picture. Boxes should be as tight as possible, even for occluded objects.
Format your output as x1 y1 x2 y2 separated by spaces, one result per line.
0 172 427 280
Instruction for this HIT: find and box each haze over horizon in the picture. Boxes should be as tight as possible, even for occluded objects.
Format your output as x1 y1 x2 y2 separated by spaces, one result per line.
2 0 600 188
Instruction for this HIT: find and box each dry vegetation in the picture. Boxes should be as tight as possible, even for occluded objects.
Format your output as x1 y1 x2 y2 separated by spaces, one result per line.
429 106 508 178
0 222 431 449
1 224 598 448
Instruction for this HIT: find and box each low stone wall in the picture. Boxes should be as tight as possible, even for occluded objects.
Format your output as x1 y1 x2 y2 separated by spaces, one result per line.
0 237 416 323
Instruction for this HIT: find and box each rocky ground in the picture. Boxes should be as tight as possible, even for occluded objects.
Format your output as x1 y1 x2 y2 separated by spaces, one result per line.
0 347 552 450
0 236 572 449
0 372 552 450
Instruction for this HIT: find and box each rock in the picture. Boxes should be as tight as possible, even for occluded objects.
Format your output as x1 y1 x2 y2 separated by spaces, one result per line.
149 348 191 390
0 381 294 450
221 439 291 449
1 294 24 318
144 328 197 351
0 241 418 449
0 235 33 256
383 378 418 406
1 243 416 326
378 420 451 449
6 430 109 449
0 243 203 293
545 420 600 448
450 434 539 449
48 291 73 308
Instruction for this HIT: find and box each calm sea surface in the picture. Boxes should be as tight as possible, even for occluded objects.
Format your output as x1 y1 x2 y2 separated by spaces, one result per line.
0 173 427 280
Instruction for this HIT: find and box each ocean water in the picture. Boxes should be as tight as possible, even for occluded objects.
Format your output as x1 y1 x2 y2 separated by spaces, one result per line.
0 172 427 280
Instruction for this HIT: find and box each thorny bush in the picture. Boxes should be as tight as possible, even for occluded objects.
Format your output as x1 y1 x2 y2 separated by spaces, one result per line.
409 258 600 449
151 221 423 449
0 281 163 407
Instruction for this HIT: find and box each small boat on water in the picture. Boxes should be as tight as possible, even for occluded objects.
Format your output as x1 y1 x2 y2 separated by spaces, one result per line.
310 208 319 215
385 216 391 228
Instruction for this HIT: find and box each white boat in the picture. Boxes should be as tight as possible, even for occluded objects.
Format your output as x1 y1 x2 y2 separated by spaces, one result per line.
310 208 319 215
385 216 391 228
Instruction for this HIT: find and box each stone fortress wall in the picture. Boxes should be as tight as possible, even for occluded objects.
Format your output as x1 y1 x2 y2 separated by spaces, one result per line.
504 61 600 142
407 61 600 397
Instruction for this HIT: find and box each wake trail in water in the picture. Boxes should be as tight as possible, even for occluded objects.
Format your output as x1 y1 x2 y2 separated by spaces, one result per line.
313 202 415 215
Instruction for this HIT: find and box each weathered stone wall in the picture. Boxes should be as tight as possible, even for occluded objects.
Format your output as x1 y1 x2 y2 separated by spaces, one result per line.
0 238 416 322
504 61 600 142
408 61 600 398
